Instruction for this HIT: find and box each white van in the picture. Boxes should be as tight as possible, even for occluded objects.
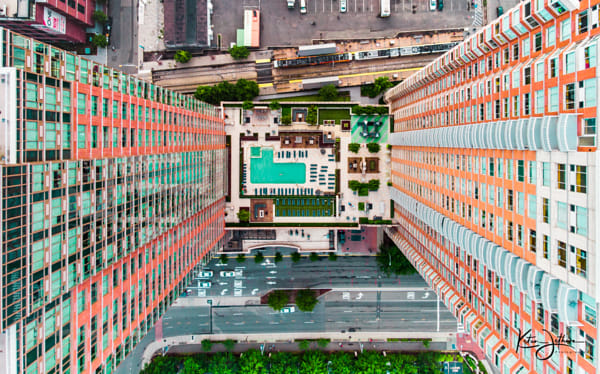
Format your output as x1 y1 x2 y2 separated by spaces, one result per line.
300 0 307 13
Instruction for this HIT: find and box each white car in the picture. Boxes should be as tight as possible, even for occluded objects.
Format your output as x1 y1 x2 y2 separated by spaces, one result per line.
220 271 235 277
198 271 213 278
280 306 295 313
430 0 436 10
199 281 211 288
340 0 346 12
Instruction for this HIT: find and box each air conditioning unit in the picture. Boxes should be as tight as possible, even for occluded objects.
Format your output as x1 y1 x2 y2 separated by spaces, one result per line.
579 135 596 147
0 5 6 16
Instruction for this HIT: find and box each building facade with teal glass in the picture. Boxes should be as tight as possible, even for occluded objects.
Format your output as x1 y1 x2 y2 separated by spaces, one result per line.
0 28 226 373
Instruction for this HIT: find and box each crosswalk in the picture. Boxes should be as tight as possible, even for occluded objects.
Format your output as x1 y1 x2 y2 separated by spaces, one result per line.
472 0 483 26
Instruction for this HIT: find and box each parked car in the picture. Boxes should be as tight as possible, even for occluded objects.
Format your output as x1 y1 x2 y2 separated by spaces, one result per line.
198 271 213 278
103 17 113 44
199 281 211 288
220 271 235 277
430 0 437 11
280 306 295 313
497 6 504 16
437 0 444 10
340 0 347 12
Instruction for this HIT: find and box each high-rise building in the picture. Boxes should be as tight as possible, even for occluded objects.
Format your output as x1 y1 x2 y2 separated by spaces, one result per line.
0 1 98 43
0 28 226 374
385 1 598 373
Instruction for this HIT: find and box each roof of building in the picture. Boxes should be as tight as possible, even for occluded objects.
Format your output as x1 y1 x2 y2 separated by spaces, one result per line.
164 0 208 48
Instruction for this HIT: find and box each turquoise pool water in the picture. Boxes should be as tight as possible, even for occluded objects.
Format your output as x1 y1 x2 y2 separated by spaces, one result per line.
250 147 262 157
250 148 306 184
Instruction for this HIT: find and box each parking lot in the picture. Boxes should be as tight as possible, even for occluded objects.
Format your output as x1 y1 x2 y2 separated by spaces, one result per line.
212 0 473 48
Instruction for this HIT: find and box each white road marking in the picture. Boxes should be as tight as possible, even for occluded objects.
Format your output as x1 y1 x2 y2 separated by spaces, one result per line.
269 321 280 325
233 313 244 316
304 321 315 324
233 322 245 325
344 310 353 313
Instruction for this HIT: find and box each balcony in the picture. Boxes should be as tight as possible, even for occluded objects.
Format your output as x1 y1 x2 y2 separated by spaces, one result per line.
527 266 544 301
557 283 579 325
540 273 560 311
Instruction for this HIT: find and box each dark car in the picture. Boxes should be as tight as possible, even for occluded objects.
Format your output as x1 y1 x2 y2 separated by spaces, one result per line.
438 0 444 10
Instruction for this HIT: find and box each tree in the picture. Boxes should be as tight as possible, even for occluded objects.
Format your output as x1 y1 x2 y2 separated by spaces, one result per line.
181 357 203 374
254 252 264 263
201 339 213 352
368 179 380 191
228 45 250 60
274 252 283 263
220 253 229 264
376 241 417 276
329 352 356 374
268 290 290 311
270 352 299 374
328 252 337 261
236 79 260 101
238 349 266 374
242 100 254 110
206 353 236 374
281 114 292 125
236 253 246 263
91 34 108 48
348 180 361 191
140 356 180 374
237 209 250 222
298 340 311 350
296 289 318 312
318 84 339 101
269 101 282 110
305 105 318 125
367 142 380 153
355 351 388 373
317 338 330 348
348 143 360 153
291 251 301 263
92 10 108 24
373 76 394 95
309 252 319 262
300 350 327 373
223 339 236 351
174 50 192 63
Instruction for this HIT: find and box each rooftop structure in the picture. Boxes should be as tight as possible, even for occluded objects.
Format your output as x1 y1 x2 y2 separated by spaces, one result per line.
386 0 599 372
164 0 213 48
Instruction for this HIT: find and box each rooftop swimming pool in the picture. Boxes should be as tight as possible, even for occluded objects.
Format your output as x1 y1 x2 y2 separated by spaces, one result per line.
250 148 306 184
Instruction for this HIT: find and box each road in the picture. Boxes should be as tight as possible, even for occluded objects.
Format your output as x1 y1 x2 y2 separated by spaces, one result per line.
162 290 456 338
107 0 138 74
187 249 428 298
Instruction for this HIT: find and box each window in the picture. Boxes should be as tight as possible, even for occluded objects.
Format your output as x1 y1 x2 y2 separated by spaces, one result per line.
77 93 87 115
542 162 550 186
534 32 542 52
583 79 597 107
546 25 556 47
91 95 98 116
549 58 558 78
77 290 86 314
524 66 531 85
584 43 597 69
557 202 568 229
573 205 588 236
507 221 514 242
517 160 525 182
571 246 587 277
507 189 514 211
548 86 559 112
565 83 576 109
528 161 536 184
512 69 520 88
583 118 596 135
534 89 544 114
543 235 549 259
528 195 537 219
542 198 550 223
523 37 530 57
523 93 530 115
535 62 544 82
512 95 520 116
578 10 589 34
513 43 519 60
565 52 576 74
557 240 567 268
560 18 571 41
571 165 587 193
557 164 566 189
529 230 537 252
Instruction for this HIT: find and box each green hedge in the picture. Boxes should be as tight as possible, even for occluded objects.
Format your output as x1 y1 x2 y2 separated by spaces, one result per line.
359 218 393 224
226 222 359 227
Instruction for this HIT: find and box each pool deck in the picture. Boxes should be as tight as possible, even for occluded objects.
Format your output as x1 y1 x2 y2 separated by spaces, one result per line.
224 103 392 226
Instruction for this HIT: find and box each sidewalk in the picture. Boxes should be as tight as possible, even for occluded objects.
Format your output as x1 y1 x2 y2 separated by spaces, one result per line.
142 331 456 368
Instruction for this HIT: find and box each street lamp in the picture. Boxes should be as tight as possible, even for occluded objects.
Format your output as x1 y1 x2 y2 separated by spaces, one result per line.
327 361 332 374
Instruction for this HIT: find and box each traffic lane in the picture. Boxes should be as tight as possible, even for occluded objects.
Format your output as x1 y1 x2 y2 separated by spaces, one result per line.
212 305 326 333
162 306 211 337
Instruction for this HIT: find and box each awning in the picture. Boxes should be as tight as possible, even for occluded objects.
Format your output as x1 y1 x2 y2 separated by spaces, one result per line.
541 273 560 311
527 266 544 301
557 283 578 325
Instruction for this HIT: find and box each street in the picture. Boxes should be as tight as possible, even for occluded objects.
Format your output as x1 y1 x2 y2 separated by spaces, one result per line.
107 0 139 74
